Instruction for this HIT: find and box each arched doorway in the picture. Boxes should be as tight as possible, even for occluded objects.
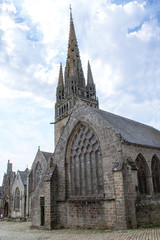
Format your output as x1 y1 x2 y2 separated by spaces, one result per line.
4 202 8 217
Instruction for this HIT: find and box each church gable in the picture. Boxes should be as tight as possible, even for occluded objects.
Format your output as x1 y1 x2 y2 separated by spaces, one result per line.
28 148 51 193
11 170 27 219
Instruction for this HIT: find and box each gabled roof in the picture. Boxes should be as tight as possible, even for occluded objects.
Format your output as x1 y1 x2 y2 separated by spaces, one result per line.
92 108 160 148
19 169 29 186
41 151 52 162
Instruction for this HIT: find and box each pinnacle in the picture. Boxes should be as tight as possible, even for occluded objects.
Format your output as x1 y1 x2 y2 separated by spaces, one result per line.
58 63 64 87
87 60 94 85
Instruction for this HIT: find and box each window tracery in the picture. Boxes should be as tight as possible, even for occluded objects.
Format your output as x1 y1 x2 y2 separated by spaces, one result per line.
68 123 103 198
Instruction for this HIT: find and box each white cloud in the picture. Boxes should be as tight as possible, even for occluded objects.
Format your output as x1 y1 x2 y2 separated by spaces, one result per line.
124 1 145 15
128 19 160 41
0 82 53 108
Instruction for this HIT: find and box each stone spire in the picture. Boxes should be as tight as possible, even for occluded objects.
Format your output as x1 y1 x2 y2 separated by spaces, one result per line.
87 60 94 85
7 160 12 174
87 60 96 99
56 63 64 102
58 63 64 87
64 8 85 90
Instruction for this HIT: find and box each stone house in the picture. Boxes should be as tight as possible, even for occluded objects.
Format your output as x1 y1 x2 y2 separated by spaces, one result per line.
2 160 16 217
11 168 29 219
27 147 52 227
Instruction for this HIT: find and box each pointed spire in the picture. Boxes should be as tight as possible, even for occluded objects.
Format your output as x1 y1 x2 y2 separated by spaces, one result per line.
69 5 77 51
65 8 85 88
87 60 94 85
58 63 64 87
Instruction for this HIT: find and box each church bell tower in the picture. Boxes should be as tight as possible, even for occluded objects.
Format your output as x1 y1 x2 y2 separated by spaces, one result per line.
54 9 99 146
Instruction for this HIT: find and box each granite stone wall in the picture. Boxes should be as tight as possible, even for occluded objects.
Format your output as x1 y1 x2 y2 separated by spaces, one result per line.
11 172 26 219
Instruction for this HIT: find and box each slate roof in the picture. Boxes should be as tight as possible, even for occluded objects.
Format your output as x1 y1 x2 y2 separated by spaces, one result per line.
92 108 160 149
41 151 52 162
19 169 29 186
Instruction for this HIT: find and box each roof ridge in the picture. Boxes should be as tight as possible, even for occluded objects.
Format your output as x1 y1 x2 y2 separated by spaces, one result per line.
40 150 52 154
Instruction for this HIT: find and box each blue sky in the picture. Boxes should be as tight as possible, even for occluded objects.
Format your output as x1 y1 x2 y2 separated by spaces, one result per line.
0 0 160 184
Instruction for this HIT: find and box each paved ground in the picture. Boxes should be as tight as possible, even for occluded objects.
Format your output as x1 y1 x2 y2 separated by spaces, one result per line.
0 220 160 240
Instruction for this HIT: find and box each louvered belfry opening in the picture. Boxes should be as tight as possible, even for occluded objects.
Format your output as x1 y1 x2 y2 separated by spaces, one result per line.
67 122 104 199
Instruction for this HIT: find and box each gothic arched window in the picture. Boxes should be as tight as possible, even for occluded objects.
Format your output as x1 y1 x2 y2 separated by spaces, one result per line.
135 154 149 194
15 187 20 210
68 123 103 198
35 162 42 187
151 155 160 193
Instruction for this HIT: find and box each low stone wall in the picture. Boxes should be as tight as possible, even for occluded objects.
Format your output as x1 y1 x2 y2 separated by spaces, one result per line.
66 200 105 228
136 200 160 226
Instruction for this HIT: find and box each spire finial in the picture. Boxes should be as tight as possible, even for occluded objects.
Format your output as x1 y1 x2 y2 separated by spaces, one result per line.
69 4 72 21
57 63 64 87
87 60 94 85
69 4 72 12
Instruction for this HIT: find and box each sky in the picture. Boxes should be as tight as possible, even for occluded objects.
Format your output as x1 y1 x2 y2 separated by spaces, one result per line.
0 0 160 185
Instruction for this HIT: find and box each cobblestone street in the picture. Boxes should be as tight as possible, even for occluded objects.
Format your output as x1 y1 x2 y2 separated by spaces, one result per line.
0 220 160 240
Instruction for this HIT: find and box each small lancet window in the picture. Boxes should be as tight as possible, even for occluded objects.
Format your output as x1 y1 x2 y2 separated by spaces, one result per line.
35 162 42 187
152 155 160 193
135 154 149 194
15 187 20 210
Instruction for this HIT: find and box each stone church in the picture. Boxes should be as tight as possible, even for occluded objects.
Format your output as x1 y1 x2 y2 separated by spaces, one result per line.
11 168 29 219
21 10 160 229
